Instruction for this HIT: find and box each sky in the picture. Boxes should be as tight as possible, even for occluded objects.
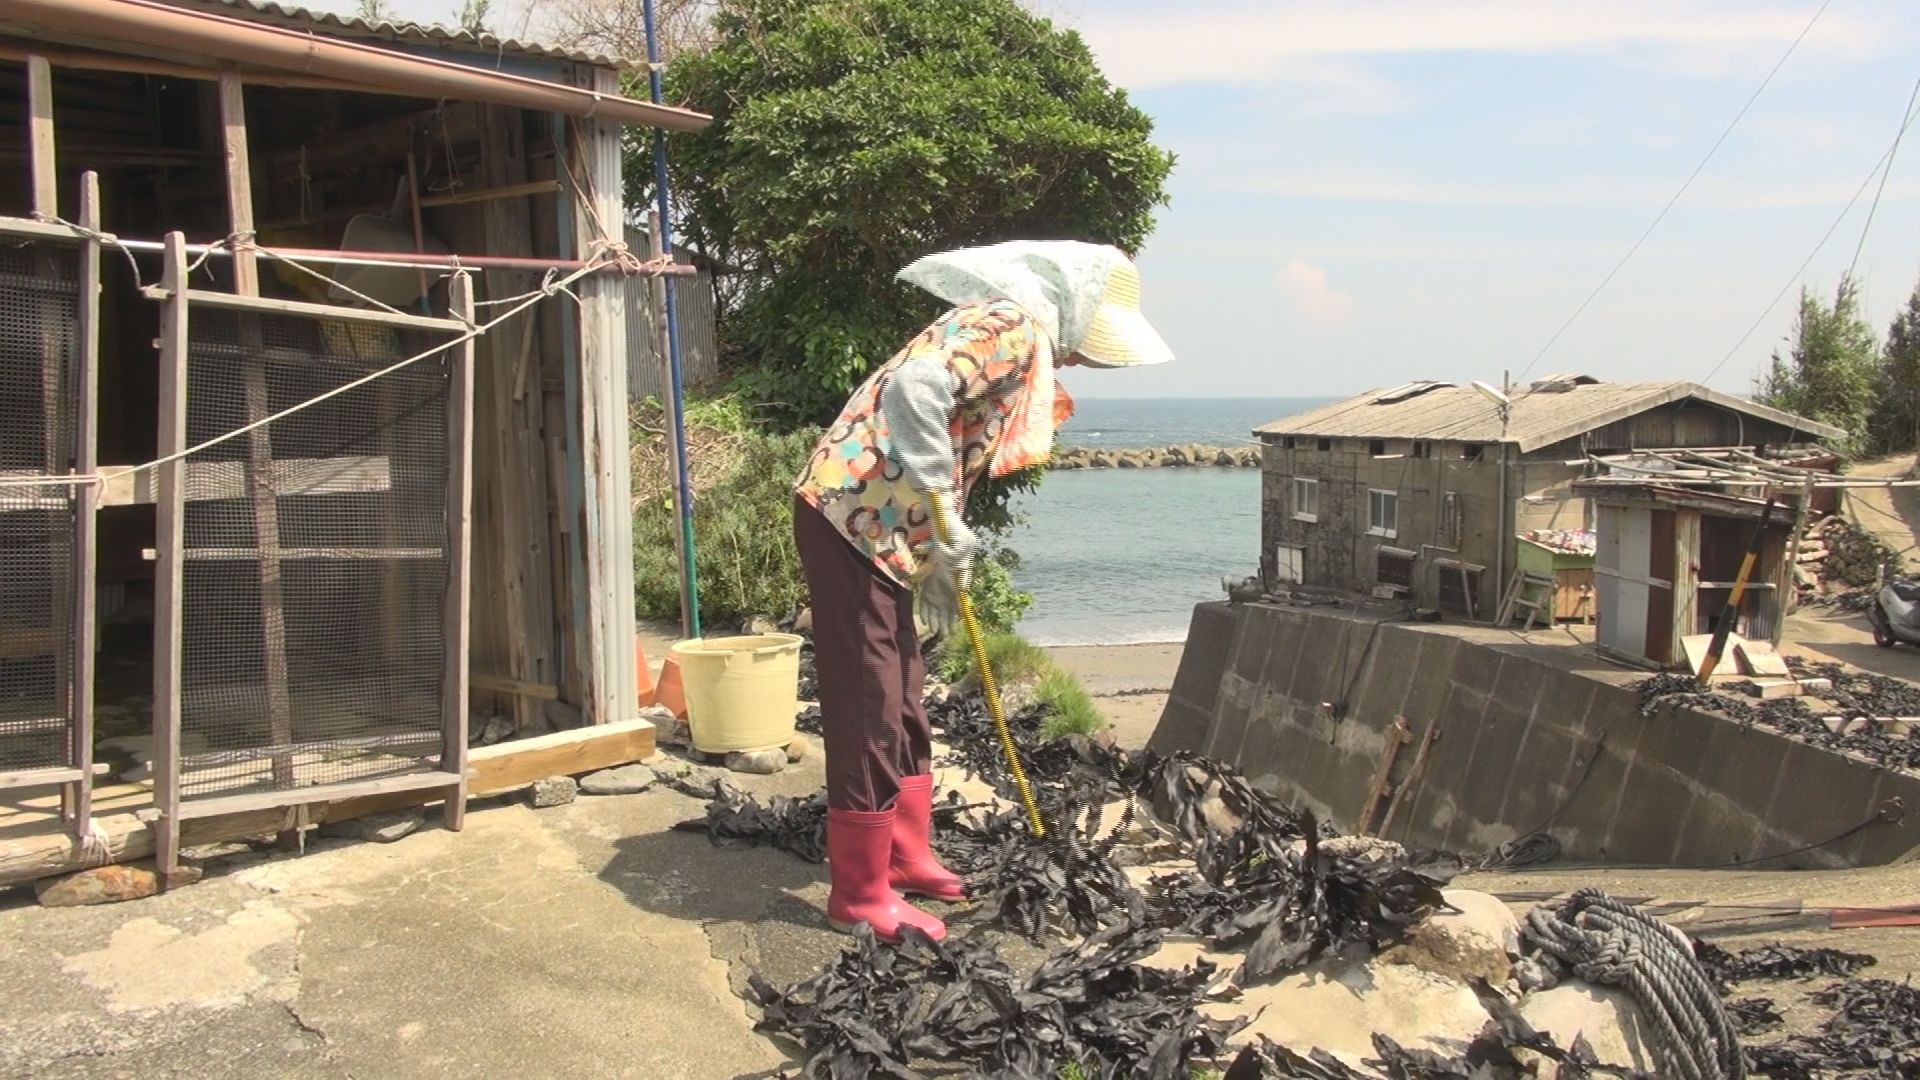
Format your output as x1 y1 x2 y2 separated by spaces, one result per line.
310 0 1920 400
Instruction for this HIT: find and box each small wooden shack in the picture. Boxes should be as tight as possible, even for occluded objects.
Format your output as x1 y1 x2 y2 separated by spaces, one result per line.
0 0 708 885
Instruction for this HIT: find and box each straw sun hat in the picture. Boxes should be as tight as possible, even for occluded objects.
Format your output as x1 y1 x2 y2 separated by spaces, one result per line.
1073 254 1174 369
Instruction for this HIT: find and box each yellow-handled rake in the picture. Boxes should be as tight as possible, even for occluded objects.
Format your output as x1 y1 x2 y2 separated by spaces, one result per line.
929 496 1046 838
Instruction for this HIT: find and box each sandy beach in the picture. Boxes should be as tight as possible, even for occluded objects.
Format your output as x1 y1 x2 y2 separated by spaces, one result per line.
1045 641 1182 747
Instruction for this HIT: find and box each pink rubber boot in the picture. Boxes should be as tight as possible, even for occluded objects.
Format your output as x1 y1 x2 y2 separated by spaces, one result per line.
888 775 967 902
826 807 947 943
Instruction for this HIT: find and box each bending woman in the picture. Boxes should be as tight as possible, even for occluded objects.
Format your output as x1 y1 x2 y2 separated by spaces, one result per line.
792 241 1175 942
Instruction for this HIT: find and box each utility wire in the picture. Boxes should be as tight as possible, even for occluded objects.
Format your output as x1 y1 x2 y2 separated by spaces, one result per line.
1847 69 1920 280
1516 0 1836 383
1702 90 1920 385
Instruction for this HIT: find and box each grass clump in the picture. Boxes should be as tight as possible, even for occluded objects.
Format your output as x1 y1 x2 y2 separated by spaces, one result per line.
1035 667 1102 740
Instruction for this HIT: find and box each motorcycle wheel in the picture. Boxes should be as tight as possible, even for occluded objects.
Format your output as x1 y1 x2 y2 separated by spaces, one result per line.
1872 611 1897 648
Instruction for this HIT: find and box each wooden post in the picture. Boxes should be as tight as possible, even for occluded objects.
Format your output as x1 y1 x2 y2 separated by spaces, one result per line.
1776 478 1815 645
153 233 189 882
65 172 101 835
443 274 475 831
219 74 295 792
645 210 691 639
27 56 56 217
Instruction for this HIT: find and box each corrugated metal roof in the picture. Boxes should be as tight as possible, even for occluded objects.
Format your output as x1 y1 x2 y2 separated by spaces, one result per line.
157 0 635 69
1254 381 1845 453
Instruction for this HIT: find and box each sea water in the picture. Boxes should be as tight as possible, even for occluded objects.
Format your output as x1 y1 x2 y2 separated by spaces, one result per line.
1008 397 1333 646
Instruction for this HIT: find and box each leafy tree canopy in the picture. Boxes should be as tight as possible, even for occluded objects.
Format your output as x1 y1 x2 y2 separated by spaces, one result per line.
654 0 1175 427
1759 276 1879 454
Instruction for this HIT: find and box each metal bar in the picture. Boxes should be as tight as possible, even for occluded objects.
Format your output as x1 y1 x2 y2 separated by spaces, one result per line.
174 770 466 820
66 172 100 836
646 211 692 639
137 286 468 333
643 0 701 640
442 273 475 832
152 233 189 883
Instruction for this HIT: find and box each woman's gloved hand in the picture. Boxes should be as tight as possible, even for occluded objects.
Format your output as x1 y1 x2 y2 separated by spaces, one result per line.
918 490 980 636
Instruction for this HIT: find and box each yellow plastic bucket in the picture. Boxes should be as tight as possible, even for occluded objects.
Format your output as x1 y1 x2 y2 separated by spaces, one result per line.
671 633 804 754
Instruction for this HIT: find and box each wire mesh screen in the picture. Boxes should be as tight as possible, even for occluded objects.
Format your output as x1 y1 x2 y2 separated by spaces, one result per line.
0 240 79 772
179 308 451 798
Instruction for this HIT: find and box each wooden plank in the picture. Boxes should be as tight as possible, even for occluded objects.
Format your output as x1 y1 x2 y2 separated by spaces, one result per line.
443 273 476 833
138 286 468 333
152 233 189 880
1735 640 1791 678
219 74 294 796
472 673 559 700
66 172 101 835
1357 715 1411 836
1379 716 1440 839
174 770 465 820
1680 633 1715 677
0 806 292 888
27 56 56 216
98 456 393 506
0 766 88 790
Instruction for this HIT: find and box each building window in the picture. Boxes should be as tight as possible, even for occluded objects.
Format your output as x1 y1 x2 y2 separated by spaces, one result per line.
1292 477 1319 522
1376 545 1416 589
1463 444 1484 462
1440 491 1461 546
1368 488 1399 538
1283 436 1298 449
1369 439 1387 456
1275 544 1305 584
1412 440 1431 459
1317 438 1332 452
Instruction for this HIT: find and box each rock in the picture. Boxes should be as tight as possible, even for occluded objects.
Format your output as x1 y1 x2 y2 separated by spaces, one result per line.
746 615 780 636
1214 449 1237 467
1239 448 1261 467
1517 981 1659 1075
785 737 809 763
469 714 513 748
318 808 425 844
1380 888 1519 984
726 749 788 775
580 764 658 796
527 776 578 808
1115 451 1144 469
1198 793 1242 834
1200 946 1494 1070
36 861 202 907
1320 835 1406 862
793 607 813 634
1089 450 1117 468
542 699 584 730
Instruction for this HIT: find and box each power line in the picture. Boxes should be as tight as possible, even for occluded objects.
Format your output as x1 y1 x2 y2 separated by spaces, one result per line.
1701 89 1920 385
1515 0 1836 383
1847 70 1920 280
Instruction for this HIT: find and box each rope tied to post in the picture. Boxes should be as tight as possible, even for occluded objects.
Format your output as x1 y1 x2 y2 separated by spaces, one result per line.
1524 888 1745 1080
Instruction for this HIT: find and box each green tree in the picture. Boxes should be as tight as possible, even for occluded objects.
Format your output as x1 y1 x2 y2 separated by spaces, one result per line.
355 0 395 19
455 0 492 33
1758 276 1879 453
655 0 1175 428
1869 277 1920 454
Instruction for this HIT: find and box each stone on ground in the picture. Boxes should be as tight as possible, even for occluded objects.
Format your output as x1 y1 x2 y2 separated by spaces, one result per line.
726 749 788 775
318 808 425 844
1517 981 1659 1075
469 714 514 747
528 776 578 808
580 764 658 796
1379 888 1519 984
785 736 809 763
35 861 203 907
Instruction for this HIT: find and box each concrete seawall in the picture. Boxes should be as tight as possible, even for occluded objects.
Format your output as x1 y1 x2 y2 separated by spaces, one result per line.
1152 602 1920 868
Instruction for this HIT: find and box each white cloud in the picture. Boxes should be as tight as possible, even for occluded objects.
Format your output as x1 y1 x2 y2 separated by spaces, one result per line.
1275 259 1354 324
1070 1 1872 89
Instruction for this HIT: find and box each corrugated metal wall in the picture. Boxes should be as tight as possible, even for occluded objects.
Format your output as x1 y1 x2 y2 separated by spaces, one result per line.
623 226 719 404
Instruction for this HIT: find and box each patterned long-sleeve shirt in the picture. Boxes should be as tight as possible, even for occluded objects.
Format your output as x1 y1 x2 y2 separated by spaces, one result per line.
795 301 1045 587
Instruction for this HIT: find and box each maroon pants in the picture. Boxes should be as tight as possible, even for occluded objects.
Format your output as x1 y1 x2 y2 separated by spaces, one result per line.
793 495 932 812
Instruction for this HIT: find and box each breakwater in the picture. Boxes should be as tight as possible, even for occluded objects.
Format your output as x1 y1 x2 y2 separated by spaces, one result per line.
1051 444 1261 470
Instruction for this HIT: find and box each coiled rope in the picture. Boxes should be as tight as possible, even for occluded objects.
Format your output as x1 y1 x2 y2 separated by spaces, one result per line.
1524 888 1745 1080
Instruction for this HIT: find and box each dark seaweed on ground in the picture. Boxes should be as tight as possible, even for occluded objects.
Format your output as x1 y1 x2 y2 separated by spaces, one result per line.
1728 997 1785 1036
1696 942 1877 989
1632 673 1920 771
796 704 824 736
673 785 827 864
749 920 1242 1080
1743 978 1920 1078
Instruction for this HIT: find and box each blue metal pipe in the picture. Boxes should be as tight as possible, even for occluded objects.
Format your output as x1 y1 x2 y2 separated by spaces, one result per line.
644 0 701 640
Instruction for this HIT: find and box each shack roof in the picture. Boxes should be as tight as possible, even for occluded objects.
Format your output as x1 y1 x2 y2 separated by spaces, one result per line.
1254 381 1844 454
163 0 630 69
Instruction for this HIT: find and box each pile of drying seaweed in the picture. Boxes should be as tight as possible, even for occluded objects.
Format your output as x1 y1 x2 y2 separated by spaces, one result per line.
1744 978 1920 1078
1633 672 1920 772
672 784 827 864
1696 943 1877 988
748 920 1243 1080
796 704 824 736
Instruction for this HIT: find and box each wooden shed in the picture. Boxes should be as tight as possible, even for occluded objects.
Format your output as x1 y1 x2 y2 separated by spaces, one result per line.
0 0 708 884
